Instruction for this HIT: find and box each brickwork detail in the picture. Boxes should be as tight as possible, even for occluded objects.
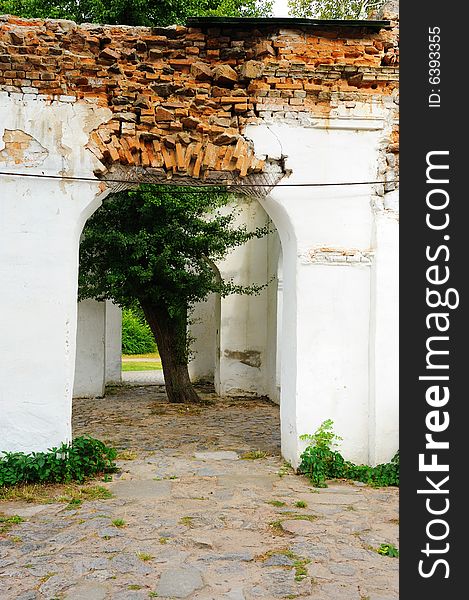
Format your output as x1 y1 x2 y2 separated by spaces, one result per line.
0 15 399 182
303 247 374 265
0 128 48 166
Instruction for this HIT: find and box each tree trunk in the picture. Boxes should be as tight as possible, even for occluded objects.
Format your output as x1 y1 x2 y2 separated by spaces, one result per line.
141 303 200 404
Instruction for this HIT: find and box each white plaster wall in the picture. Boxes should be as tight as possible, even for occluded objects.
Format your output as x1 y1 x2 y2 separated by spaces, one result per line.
369 206 399 464
296 264 371 463
73 300 106 398
188 292 219 383
0 94 110 453
247 117 398 467
105 300 122 384
217 198 272 397
266 232 281 404
189 203 279 398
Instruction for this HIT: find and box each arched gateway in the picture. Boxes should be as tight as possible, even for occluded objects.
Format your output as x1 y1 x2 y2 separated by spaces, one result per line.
0 11 399 467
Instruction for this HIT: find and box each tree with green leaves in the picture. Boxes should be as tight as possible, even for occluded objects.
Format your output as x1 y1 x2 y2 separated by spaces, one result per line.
287 0 384 19
0 0 272 26
79 187 270 403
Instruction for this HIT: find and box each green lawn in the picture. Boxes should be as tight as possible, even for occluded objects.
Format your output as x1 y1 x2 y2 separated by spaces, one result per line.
122 361 162 372
122 352 160 359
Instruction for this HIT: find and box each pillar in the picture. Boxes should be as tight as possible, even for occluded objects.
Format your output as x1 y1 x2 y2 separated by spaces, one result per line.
248 118 399 467
105 300 122 385
0 94 110 452
73 300 106 398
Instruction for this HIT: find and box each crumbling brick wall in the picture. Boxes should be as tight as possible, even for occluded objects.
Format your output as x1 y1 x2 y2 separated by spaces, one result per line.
0 14 398 182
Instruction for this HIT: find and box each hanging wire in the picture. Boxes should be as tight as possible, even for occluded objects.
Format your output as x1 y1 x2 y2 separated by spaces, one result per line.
0 169 398 189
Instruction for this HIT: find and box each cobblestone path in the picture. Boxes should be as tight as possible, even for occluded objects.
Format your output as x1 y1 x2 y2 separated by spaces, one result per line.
0 385 399 599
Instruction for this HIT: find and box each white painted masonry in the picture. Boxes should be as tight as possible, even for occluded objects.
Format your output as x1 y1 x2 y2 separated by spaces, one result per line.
369 199 399 465
104 300 122 385
0 93 398 469
0 94 110 452
73 299 106 398
216 198 273 397
246 111 399 467
74 300 121 397
188 203 281 401
188 292 219 384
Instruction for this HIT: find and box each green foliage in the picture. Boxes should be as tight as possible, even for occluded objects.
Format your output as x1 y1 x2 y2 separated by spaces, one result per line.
79 186 269 311
377 543 399 557
0 514 23 524
0 436 117 487
298 420 399 488
79 186 269 373
287 0 385 19
0 514 24 534
0 0 272 26
122 308 157 355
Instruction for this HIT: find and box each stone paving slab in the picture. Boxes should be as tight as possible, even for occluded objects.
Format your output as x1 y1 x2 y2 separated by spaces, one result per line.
110 480 172 499
0 385 399 599
194 451 239 461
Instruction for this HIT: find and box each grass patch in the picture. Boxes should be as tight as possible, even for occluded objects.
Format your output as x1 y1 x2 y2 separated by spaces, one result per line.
294 501 307 508
117 450 139 461
281 512 318 522
122 361 162 372
0 514 24 534
277 462 293 478
293 557 310 581
269 520 287 535
179 516 194 527
137 552 154 562
111 518 126 528
256 548 310 582
266 500 287 507
159 537 169 544
0 483 113 505
256 547 295 561
176 405 202 415
241 450 267 460
122 352 160 360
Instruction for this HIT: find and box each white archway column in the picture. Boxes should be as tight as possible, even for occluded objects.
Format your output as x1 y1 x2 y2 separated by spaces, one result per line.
0 94 110 453
73 299 122 398
369 194 399 465
188 292 220 384
249 118 398 468
73 300 106 398
105 301 122 385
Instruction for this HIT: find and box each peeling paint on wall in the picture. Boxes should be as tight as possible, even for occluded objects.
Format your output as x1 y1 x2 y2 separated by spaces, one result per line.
0 14 398 186
224 349 262 368
0 129 48 166
303 246 375 265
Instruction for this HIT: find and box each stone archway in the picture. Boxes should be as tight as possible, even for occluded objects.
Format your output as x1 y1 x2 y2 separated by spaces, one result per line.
0 14 399 466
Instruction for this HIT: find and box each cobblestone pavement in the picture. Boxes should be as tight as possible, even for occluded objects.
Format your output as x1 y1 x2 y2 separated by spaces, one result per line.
0 385 399 600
